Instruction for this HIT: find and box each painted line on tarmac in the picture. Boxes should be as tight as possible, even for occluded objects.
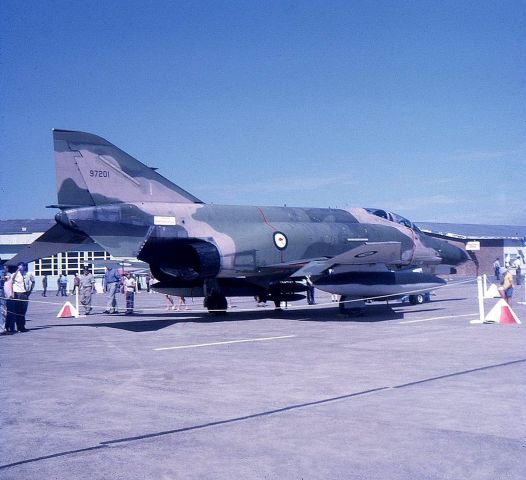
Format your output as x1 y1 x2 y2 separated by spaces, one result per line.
154 335 297 351
394 358 526 388
3 357 525 471
398 313 479 324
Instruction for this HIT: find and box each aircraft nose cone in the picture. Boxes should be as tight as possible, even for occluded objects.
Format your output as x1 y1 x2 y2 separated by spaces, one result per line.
440 242 469 266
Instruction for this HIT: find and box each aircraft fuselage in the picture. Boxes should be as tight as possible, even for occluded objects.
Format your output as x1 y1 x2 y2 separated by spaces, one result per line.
56 202 465 284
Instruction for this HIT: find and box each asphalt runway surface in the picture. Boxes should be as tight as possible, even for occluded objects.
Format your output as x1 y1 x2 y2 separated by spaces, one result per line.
1 279 525 479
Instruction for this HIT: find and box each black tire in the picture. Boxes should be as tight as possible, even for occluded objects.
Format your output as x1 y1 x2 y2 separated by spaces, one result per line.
409 294 425 305
204 294 228 314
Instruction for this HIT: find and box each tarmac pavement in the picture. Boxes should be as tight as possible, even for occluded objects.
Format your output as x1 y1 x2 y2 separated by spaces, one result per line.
1 279 525 479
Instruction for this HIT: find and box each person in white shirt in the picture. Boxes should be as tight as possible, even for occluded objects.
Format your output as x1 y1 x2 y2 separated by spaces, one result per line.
124 272 137 315
11 262 35 332
3 266 16 334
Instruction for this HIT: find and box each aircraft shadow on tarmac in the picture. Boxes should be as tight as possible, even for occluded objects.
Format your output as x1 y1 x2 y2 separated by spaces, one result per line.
46 317 183 333
37 301 452 332
424 297 466 303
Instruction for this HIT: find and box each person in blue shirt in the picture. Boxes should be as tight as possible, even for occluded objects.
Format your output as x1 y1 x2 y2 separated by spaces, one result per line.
103 265 122 314
57 272 68 296
493 258 501 281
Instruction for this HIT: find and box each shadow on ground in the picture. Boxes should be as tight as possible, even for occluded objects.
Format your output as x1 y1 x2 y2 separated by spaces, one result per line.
34 301 452 331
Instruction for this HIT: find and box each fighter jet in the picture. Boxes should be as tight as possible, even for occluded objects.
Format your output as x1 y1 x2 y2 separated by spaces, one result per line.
10 130 469 313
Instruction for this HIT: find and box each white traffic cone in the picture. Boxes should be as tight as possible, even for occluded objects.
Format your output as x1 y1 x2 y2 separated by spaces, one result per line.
484 283 502 299
484 299 521 325
57 301 79 319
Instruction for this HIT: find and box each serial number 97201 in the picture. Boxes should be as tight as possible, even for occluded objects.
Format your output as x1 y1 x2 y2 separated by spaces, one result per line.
89 170 110 178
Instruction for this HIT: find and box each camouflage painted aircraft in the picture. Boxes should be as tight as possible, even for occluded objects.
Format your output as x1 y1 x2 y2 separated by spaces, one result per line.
11 130 469 313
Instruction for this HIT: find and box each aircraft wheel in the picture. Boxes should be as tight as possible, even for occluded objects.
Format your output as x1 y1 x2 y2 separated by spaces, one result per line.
338 295 365 316
204 294 228 314
338 296 348 314
409 294 425 305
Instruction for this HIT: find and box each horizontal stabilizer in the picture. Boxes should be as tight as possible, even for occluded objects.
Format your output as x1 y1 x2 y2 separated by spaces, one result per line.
5 223 95 266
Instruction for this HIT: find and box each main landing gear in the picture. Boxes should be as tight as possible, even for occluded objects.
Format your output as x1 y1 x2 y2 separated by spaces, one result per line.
203 282 228 314
338 295 365 317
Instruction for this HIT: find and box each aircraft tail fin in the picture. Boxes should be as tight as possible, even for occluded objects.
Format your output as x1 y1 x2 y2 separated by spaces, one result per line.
53 129 202 207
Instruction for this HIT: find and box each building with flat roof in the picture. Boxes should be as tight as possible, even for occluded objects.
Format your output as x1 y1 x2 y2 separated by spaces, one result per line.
415 222 526 277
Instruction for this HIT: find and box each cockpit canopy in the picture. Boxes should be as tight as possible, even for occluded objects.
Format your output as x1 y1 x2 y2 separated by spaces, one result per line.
365 208 421 232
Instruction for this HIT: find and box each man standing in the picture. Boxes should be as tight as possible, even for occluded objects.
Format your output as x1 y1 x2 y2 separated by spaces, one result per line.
3 266 16 334
493 258 501 281
103 265 121 314
0 260 6 334
501 268 514 306
72 273 80 295
79 265 95 315
58 272 68 296
306 276 316 305
513 255 523 286
123 272 137 315
11 262 35 332
42 274 48 296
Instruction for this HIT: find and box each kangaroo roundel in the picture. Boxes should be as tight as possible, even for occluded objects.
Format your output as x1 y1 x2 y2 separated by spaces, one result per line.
273 231 288 250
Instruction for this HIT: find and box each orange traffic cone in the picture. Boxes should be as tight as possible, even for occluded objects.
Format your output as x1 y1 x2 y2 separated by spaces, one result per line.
484 299 521 325
57 301 79 318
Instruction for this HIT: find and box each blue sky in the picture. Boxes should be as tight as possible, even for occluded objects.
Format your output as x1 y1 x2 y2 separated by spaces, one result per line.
1 0 525 224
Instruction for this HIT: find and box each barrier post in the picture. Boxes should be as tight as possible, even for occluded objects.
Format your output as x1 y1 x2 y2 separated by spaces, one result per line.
482 274 488 295
471 276 485 324
76 288 79 315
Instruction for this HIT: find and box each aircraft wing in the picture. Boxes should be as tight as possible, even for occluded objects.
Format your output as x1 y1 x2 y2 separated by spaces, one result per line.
5 223 95 266
258 257 328 272
290 242 402 277
328 241 401 265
